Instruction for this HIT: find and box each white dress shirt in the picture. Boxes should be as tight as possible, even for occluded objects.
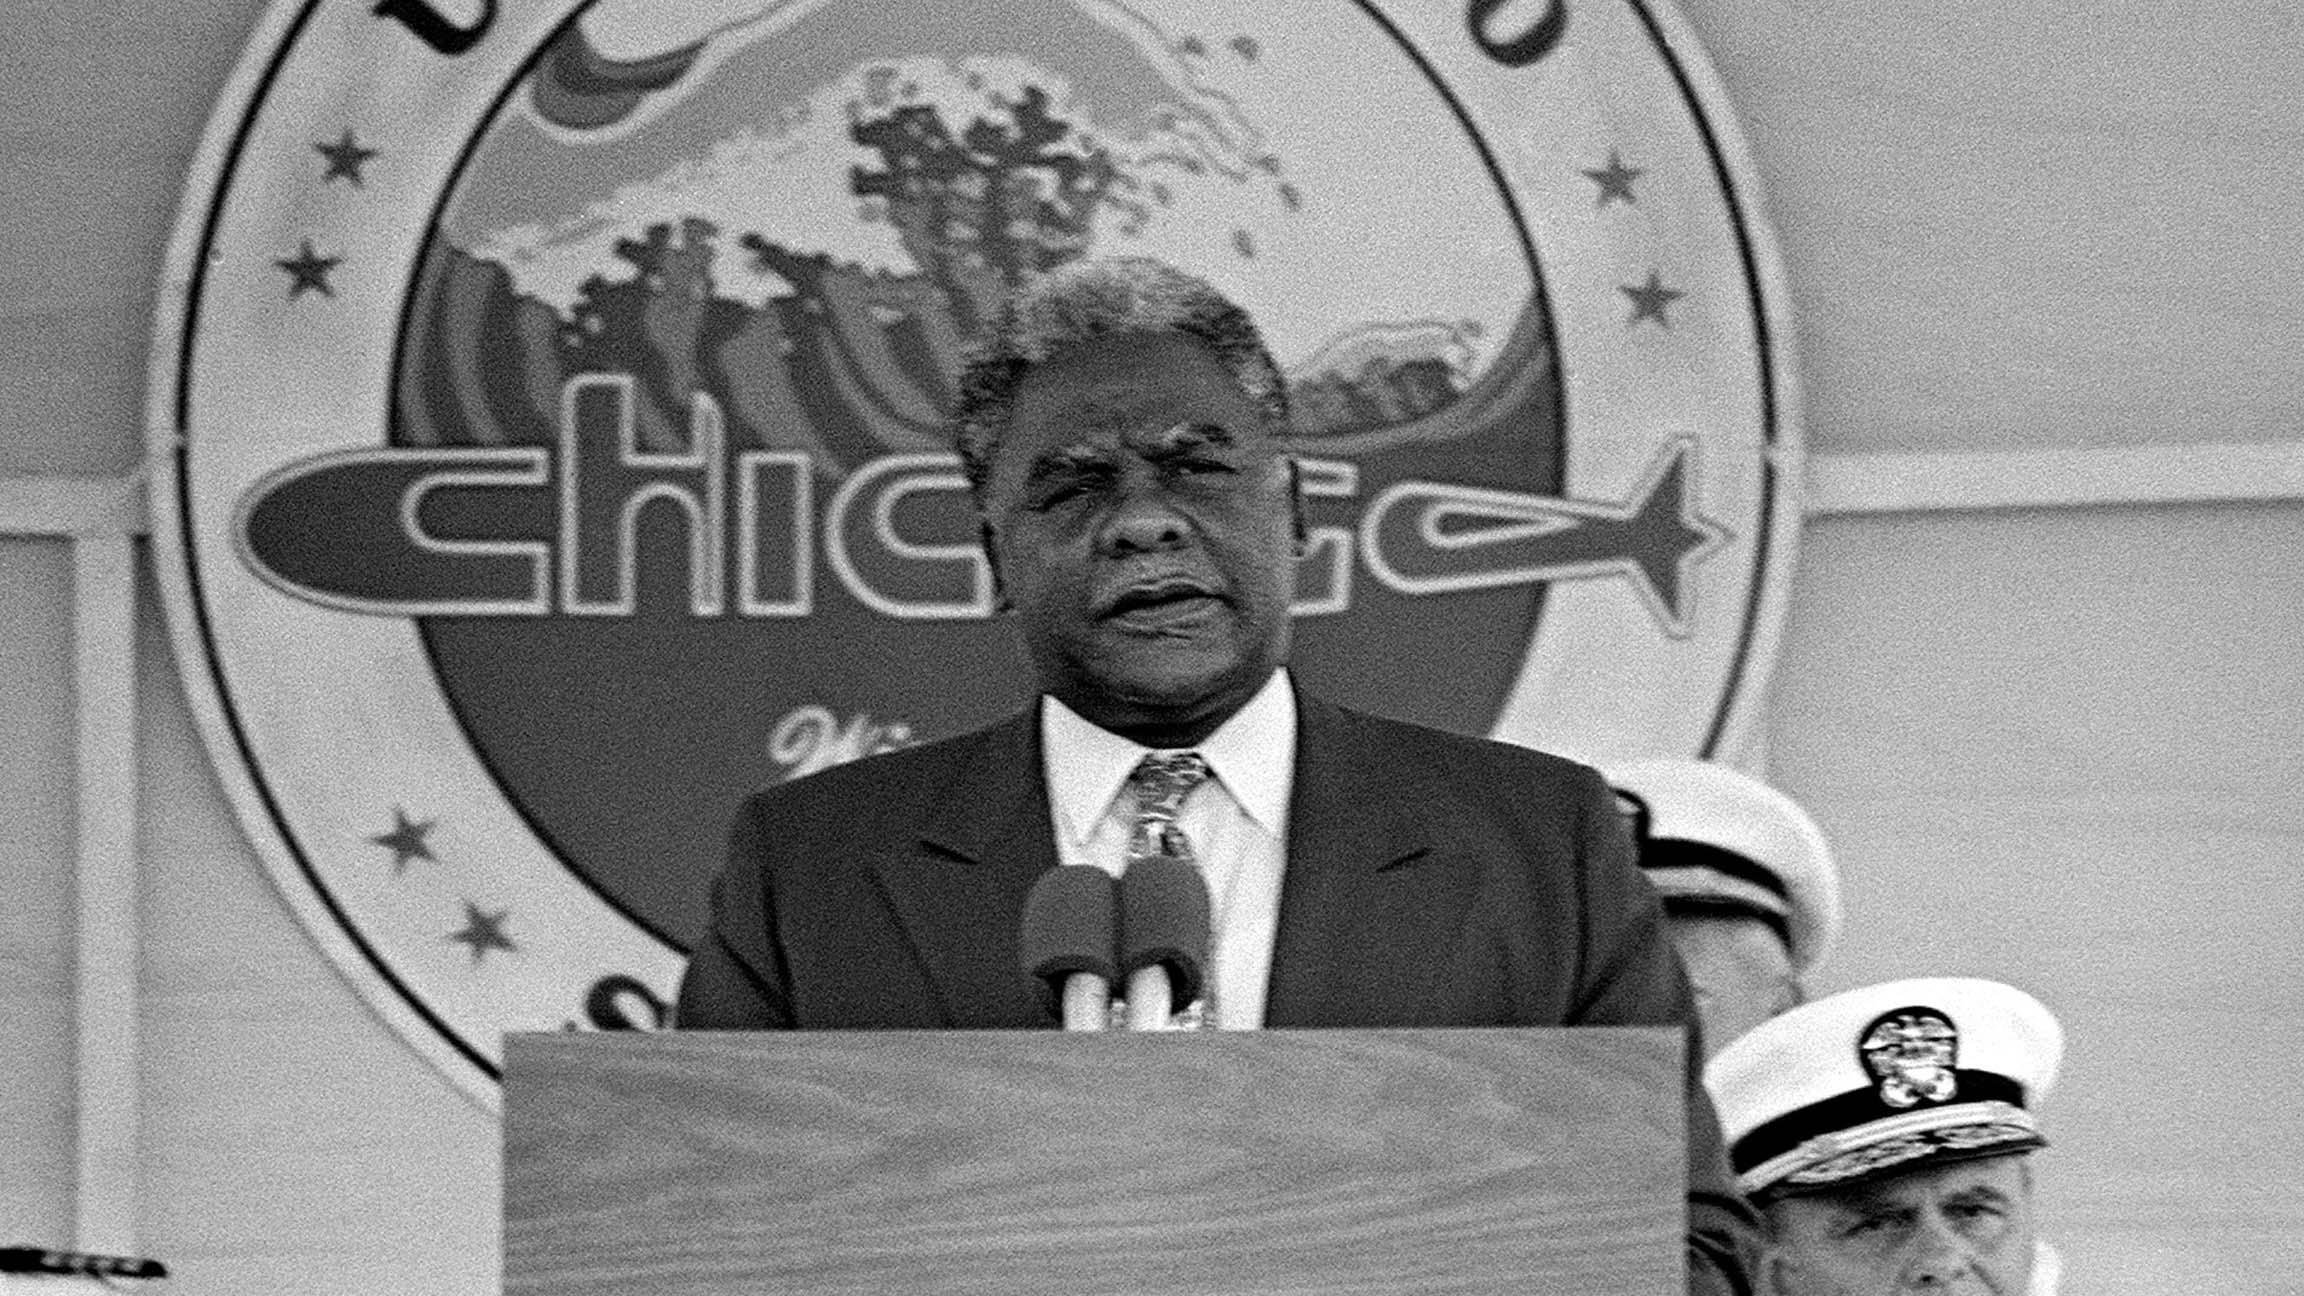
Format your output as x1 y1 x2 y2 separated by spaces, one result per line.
2029 1239 2061 1295
1038 668 1296 1029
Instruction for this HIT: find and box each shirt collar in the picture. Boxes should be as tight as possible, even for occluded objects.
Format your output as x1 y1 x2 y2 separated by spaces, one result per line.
1040 668 1297 847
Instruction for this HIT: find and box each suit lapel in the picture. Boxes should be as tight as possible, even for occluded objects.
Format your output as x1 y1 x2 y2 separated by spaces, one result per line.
1265 696 1455 1026
860 693 1479 1027
868 708 1060 1027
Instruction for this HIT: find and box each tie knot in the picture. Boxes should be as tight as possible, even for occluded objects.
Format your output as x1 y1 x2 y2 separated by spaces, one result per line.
1127 751 1211 824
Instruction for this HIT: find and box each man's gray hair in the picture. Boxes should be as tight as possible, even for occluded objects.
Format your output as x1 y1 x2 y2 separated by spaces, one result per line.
952 257 1291 495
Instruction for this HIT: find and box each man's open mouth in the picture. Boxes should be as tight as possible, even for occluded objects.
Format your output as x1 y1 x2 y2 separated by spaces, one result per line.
1103 577 1223 623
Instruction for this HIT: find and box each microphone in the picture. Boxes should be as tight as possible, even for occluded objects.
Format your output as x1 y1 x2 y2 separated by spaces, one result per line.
0 1247 168 1279
1019 866 1118 1030
1118 855 1211 1030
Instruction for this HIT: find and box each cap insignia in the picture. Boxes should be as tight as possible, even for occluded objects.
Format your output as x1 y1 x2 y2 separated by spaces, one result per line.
1858 1008 1959 1108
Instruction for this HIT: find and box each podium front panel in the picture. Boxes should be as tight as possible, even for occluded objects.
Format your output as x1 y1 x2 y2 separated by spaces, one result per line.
504 1028 1682 1295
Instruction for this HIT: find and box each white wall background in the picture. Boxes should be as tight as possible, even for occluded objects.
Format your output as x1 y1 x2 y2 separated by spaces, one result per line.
4 2 2301 1291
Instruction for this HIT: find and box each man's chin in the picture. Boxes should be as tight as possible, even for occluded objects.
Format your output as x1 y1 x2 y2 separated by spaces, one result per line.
1103 660 1245 713
1067 645 1271 730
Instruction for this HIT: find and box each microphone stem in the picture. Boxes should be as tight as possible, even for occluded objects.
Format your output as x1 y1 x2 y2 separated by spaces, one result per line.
1060 973 1110 1031
1124 966 1174 1031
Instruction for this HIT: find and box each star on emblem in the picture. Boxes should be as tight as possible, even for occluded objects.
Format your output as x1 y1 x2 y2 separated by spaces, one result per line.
313 129 378 186
369 807 438 874
446 901 518 965
1621 270 1685 328
276 239 342 299
1583 149 1643 207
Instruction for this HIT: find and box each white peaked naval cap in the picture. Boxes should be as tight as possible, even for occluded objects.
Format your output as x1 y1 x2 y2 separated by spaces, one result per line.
1601 759 1841 974
1705 976 2064 1199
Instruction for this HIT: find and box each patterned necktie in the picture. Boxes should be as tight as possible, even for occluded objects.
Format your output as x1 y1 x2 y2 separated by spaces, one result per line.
1125 751 1214 1028
1127 751 1212 864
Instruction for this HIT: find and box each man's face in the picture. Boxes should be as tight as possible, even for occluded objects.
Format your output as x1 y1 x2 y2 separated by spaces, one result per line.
1664 910 1801 1057
980 330 1300 742
1766 1155 2038 1296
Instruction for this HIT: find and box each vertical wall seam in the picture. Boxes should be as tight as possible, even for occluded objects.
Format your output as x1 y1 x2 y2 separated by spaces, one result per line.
71 531 140 1251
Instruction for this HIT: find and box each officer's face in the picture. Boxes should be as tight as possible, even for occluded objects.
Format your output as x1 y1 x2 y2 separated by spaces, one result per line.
980 331 1299 743
1664 911 1801 1057
1765 1156 2038 1296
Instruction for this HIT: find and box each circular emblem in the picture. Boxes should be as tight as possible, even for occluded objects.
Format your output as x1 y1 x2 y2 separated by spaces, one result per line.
149 0 1800 1104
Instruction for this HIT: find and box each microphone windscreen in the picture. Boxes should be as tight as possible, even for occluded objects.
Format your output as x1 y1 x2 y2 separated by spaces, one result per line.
1118 855 1212 1006
1019 866 1118 1012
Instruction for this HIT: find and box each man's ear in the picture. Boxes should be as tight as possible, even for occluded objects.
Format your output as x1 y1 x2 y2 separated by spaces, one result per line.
979 518 1010 613
1286 456 1309 556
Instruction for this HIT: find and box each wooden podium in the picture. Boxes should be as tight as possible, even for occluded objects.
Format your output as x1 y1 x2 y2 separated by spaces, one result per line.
503 1028 1684 1295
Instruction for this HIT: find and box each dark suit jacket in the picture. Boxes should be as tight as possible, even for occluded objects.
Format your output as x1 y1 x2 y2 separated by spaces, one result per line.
678 691 1759 1292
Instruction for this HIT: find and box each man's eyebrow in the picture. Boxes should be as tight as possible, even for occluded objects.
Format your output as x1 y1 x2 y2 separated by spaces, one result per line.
1023 444 1111 483
1825 1195 1909 1225
1151 420 1239 450
1942 1185 2014 1208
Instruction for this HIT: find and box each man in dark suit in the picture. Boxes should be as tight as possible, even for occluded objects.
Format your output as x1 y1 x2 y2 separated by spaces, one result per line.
678 256 1759 1292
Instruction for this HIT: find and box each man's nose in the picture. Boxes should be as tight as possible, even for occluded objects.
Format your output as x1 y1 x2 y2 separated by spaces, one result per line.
1902 1215 1977 1289
1100 482 1189 555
